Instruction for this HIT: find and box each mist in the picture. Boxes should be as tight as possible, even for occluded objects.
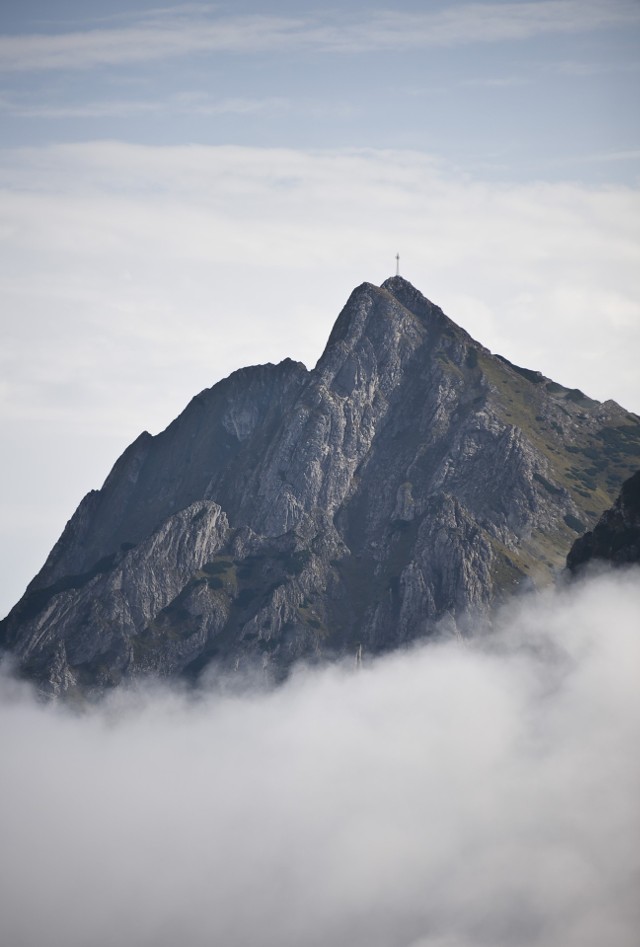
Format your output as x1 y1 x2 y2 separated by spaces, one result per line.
1 568 639 947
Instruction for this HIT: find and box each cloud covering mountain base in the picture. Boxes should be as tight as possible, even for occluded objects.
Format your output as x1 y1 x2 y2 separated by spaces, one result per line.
1 569 639 947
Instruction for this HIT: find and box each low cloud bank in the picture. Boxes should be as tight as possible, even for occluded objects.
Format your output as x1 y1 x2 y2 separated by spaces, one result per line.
1 569 639 947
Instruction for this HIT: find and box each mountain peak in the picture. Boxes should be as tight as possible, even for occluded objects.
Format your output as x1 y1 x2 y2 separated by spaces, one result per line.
381 274 417 291
381 274 431 300
380 274 470 344
3 275 640 695
381 274 432 307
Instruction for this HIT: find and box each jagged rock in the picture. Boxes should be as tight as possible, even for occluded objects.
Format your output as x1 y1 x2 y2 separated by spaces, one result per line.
3 277 640 695
567 469 640 571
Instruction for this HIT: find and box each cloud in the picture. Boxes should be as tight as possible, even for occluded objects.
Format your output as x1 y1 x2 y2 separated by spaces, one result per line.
1 2 638 72
2 13 303 72
1 568 639 947
457 75 529 88
0 94 290 120
322 1 640 53
552 59 640 77
1 141 638 415
573 149 640 165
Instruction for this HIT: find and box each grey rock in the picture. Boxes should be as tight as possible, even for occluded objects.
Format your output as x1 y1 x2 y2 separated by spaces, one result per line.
567 469 640 571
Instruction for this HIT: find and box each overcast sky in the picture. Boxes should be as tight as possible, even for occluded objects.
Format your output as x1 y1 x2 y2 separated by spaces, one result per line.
1 0 639 615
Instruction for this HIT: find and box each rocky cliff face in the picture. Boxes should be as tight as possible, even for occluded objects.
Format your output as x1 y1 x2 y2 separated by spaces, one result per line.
567 470 640 571
3 276 640 696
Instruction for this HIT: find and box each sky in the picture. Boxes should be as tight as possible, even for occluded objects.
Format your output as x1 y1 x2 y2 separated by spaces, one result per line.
1 568 639 946
1 6 640 944
0 2 639 612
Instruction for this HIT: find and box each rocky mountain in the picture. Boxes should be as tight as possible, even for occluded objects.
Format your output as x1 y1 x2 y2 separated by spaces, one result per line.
3 276 640 696
567 469 640 571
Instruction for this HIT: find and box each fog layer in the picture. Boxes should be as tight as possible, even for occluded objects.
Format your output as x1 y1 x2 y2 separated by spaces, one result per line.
1 569 639 947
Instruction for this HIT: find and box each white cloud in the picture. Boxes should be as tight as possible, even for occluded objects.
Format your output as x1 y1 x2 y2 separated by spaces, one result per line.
1 569 639 946
1 2 638 71
0 93 290 120
575 149 640 165
0 14 305 71
3 140 637 408
323 1 640 53
457 74 529 87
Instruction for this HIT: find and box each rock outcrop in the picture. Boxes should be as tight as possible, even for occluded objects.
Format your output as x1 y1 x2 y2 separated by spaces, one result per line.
3 276 640 695
567 469 640 571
